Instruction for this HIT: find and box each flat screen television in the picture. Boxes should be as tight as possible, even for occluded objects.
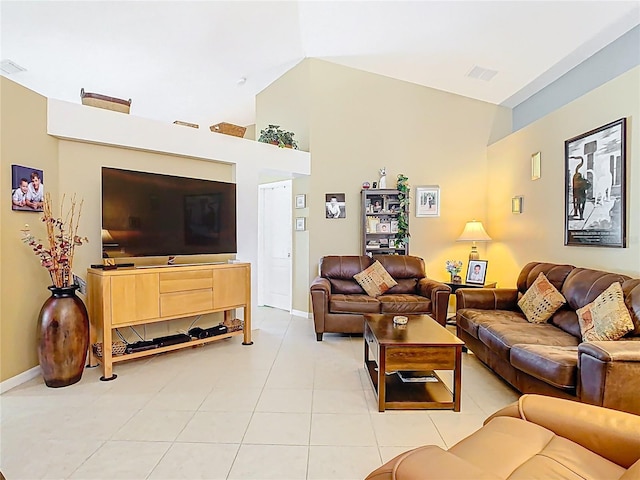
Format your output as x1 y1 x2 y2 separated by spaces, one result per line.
101 167 237 257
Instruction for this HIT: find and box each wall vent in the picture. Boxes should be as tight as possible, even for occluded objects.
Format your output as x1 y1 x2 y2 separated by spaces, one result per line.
466 65 498 82
1 59 27 75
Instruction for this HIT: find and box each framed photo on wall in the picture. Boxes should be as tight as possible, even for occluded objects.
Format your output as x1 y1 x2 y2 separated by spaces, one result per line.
295 194 306 209
565 118 626 247
11 164 44 212
466 260 487 285
325 193 346 219
415 185 440 217
295 217 306 231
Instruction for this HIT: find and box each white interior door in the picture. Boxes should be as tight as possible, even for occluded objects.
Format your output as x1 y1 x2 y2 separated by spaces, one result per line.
258 181 292 310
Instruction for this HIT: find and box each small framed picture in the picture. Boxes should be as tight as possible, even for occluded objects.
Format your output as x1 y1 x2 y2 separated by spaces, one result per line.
415 185 440 217
375 222 391 233
295 217 306 231
11 164 44 212
466 260 488 285
295 194 306 209
325 193 346 219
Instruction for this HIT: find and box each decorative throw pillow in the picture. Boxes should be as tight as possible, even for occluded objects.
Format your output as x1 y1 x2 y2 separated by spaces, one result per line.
518 272 566 323
353 260 397 297
577 282 634 342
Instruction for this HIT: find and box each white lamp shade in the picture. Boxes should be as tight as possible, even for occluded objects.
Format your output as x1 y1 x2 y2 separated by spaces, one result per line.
457 221 492 242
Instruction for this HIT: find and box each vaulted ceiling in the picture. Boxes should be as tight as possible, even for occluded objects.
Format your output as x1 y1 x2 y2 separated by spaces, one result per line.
1 1 638 127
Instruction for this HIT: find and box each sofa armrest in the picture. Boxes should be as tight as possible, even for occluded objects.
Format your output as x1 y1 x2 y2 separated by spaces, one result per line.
497 394 640 468
456 288 519 311
310 276 331 295
310 277 331 338
417 278 451 326
578 339 640 416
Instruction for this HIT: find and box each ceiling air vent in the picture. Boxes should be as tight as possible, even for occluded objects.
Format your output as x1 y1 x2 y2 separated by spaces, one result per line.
466 65 498 82
1 59 27 75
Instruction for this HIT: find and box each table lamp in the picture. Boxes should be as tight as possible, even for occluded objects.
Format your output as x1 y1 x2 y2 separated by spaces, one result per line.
457 220 491 260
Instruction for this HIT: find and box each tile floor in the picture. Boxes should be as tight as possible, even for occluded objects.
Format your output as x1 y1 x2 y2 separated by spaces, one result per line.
0 307 519 479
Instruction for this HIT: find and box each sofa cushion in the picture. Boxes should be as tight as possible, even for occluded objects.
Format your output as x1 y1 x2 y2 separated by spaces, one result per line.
457 309 528 339
354 260 397 297
478 323 579 362
385 278 418 294
577 282 634 342
378 294 431 314
561 267 631 311
321 255 372 280
549 309 582 339
328 278 366 295
518 273 566 323
377 255 426 279
510 344 578 390
329 294 380 314
449 417 624 480
517 262 574 295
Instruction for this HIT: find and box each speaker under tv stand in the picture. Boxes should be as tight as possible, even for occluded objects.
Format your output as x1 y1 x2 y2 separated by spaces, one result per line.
86 262 252 380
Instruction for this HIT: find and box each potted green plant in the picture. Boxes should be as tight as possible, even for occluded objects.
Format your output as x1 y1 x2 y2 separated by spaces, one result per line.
395 174 410 248
258 124 299 149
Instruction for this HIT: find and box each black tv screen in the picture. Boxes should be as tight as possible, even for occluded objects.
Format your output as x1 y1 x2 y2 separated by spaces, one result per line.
102 167 237 257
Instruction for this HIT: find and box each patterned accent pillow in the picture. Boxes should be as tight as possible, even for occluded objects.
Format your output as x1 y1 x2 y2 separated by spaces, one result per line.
353 260 397 297
518 272 566 323
577 282 634 341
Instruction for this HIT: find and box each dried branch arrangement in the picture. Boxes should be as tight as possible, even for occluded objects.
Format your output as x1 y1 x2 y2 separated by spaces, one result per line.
21 193 88 288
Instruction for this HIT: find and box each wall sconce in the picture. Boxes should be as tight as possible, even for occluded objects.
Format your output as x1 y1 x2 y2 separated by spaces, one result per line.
531 152 541 180
512 196 524 214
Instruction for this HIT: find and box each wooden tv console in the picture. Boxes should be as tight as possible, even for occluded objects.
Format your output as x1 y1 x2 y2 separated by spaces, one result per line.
86 262 251 380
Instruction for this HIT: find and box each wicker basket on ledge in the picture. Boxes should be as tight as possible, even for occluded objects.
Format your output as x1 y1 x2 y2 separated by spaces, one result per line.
210 122 246 138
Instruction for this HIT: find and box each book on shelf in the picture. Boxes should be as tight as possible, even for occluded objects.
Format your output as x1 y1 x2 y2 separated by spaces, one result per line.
367 216 380 233
397 371 439 383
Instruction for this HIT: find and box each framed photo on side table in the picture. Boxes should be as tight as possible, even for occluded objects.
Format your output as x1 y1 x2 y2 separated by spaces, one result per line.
466 260 487 285
415 185 440 217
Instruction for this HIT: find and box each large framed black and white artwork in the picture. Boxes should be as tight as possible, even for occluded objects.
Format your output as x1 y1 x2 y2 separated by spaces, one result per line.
565 118 626 248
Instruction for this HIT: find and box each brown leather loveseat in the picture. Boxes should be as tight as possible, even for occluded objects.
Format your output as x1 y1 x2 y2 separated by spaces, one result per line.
310 255 450 341
456 261 640 415
365 394 640 480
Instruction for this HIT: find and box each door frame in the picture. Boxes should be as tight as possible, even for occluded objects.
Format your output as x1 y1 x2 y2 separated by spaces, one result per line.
257 179 293 310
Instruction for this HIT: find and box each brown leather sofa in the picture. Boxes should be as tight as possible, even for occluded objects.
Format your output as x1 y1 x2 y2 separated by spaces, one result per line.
456 261 640 415
310 255 450 341
365 394 640 480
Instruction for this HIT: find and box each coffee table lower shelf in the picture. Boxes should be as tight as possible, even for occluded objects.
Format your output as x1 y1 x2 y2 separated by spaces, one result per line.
365 361 455 410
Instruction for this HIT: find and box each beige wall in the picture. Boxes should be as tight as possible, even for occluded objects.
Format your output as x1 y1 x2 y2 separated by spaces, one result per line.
256 60 312 313
258 59 512 313
486 66 640 287
1 78 60 381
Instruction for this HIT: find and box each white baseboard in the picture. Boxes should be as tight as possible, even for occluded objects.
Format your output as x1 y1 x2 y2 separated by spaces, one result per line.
0 365 41 393
291 309 311 319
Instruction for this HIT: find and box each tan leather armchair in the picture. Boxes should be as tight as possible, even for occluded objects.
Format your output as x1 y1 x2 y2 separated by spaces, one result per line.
365 394 640 480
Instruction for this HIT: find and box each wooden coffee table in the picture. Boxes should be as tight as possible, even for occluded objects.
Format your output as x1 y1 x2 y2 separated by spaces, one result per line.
364 314 464 412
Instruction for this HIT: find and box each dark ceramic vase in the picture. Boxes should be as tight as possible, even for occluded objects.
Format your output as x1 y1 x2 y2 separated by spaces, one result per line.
37 285 89 387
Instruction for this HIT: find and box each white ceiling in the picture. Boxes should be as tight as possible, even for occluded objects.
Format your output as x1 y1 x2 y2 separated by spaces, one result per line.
1 1 639 128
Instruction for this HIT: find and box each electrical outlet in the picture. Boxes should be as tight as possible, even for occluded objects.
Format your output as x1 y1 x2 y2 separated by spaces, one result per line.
73 274 87 295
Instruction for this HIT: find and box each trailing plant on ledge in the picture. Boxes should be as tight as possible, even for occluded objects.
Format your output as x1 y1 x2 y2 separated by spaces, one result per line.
258 124 299 149
21 193 88 288
396 174 410 247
